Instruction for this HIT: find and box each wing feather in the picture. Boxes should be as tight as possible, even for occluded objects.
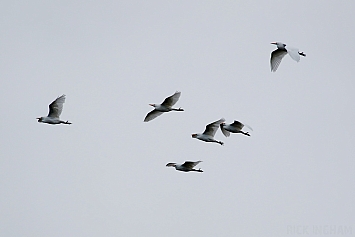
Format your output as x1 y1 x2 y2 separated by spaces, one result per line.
287 47 301 62
48 94 66 118
203 118 225 137
161 91 181 107
144 110 164 122
220 124 230 137
231 121 244 130
270 48 287 72
182 161 202 169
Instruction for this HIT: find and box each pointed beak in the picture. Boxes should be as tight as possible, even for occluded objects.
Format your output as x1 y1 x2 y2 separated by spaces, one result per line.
149 104 154 107
271 42 276 45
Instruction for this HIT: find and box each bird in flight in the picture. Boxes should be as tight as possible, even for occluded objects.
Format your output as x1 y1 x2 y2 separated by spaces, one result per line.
37 94 72 125
144 91 184 122
270 42 306 72
192 118 225 145
220 120 252 137
166 161 203 172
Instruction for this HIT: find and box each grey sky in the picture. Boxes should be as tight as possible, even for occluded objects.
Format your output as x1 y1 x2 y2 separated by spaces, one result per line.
1 1 354 236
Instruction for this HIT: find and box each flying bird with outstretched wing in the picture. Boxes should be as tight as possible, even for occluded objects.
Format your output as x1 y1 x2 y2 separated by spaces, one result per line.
37 95 72 125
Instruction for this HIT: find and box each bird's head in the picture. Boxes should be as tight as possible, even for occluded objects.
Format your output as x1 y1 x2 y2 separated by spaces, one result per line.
191 133 197 138
36 117 43 122
166 163 177 167
271 42 286 48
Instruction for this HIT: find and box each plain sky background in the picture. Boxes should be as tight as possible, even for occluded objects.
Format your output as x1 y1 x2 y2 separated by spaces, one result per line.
1 1 355 236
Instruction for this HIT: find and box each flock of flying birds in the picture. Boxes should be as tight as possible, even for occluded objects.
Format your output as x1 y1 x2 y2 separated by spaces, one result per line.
37 42 306 173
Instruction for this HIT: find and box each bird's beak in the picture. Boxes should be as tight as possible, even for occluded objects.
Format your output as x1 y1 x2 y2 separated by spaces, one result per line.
149 104 154 107
270 42 276 45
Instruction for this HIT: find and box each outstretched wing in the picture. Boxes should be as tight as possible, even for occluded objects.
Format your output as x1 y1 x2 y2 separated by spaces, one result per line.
270 48 287 72
231 121 244 130
220 124 230 137
244 123 253 131
48 94 66 118
182 161 202 169
203 118 225 137
161 91 181 108
287 47 301 62
144 109 163 122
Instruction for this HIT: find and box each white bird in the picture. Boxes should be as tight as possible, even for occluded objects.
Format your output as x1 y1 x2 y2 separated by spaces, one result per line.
37 94 72 125
144 91 184 122
270 42 306 72
166 161 203 172
220 120 252 137
192 118 225 145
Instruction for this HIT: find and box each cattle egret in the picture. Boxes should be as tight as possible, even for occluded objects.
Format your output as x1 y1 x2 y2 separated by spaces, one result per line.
166 161 203 172
144 91 184 122
192 118 225 145
220 120 252 137
37 95 72 125
270 42 306 72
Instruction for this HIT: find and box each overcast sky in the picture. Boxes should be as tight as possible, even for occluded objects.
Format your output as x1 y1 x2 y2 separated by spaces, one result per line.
1 1 354 236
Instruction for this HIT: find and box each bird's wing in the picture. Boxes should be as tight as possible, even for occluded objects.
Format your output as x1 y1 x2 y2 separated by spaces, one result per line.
287 47 301 62
203 118 225 137
161 91 181 107
182 161 202 169
244 123 253 131
48 94 66 118
270 48 287 72
144 109 164 122
220 124 230 137
231 120 244 130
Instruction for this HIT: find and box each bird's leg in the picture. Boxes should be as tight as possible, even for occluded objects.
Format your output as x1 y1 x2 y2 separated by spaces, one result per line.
65 121 72 125
193 169 203 172
299 52 306 57
242 131 250 136
217 141 224 146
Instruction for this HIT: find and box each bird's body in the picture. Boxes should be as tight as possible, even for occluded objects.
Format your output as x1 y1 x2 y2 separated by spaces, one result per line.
144 91 184 122
37 95 72 125
37 116 68 125
270 42 306 72
220 120 252 137
192 118 225 145
166 161 203 172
